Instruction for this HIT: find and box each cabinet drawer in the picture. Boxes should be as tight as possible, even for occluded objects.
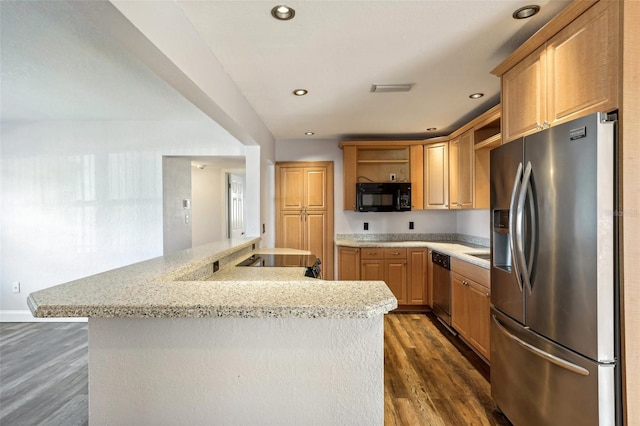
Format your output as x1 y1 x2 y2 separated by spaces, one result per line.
451 257 490 288
383 248 407 259
361 248 384 259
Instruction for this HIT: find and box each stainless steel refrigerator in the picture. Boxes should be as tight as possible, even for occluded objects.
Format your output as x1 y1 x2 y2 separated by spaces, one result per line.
489 112 620 425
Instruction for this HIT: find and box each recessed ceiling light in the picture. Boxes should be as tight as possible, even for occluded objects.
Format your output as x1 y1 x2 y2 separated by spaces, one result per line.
293 89 308 96
305 132 315 136
512 5 540 19
426 128 437 131
271 5 295 20
469 93 484 99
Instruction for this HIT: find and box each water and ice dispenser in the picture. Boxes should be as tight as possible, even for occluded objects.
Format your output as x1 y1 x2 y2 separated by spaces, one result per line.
492 209 512 271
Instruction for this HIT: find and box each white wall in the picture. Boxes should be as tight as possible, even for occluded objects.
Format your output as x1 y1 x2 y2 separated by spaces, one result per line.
191 166 224 246
0 120 245 315
456 209 490 239
163 157 192 254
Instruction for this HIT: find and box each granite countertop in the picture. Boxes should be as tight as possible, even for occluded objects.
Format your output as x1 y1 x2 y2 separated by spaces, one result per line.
27 240 397 320
335 235 491 269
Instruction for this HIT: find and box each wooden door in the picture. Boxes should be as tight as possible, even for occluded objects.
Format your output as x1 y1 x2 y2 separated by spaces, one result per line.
546 0 619 128
338 247 360 280
305 211 326 269
467 280 491 360
342 146 357 211
410 145 424 210
423 142 449 209
385 259 407 305
451 272 470 338
304 167 328 210
278 167 305 210
361 259 385 281
502 44 547 143
407 249 428 305
278 211 304 250
458 130 474 209
448 137 460 209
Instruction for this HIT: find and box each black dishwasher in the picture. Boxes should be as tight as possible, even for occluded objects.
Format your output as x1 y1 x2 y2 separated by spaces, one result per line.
431 251 453 331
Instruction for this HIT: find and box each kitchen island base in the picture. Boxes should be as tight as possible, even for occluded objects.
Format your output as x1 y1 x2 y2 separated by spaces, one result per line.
88 316 383 425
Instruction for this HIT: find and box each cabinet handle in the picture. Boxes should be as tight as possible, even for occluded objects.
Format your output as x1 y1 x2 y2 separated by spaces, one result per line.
391 252 400 255
486 292 490 298
355 249 359 253
543 120 549 128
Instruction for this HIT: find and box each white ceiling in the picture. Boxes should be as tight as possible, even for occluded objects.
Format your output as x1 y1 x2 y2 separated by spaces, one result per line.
1 0 571 141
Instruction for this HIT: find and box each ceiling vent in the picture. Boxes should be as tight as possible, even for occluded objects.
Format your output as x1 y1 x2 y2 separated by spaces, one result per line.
370 84 414 93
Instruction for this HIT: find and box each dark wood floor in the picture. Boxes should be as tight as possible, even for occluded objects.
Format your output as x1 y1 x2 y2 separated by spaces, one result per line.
0 322 88 425
385 313 510 425
1 314 509 425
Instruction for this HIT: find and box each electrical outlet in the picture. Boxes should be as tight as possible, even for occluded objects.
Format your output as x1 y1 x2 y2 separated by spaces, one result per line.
364 222 369 231
409 221 414 230
12 282 20 293
390 173 396 182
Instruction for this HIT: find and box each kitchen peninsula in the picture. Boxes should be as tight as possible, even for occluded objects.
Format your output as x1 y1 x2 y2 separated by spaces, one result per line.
27 238 396 425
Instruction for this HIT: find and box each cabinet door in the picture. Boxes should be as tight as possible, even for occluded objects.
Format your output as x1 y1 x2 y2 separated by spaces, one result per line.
449 137 460 209
278 167 305 210
427 250 434 307
502 44 547 143
467 280 491 361
305 212 331 279
304 167 328 211
458 130 474 209
423 142 449 209
546 0 619 127
451 272 470 338
410 145 424 210
361 259 385 281
277 211 304 250
343 146 357 211
385 259 407 305
338 247 360 280
407 249 428 305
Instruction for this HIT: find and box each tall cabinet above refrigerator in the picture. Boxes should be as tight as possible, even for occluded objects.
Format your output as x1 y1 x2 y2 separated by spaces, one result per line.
489 112 620 425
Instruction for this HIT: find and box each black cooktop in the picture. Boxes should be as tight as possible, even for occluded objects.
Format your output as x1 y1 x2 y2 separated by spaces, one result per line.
236 254 317 267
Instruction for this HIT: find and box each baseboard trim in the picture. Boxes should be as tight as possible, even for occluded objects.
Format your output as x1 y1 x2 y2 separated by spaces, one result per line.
0 310 87 323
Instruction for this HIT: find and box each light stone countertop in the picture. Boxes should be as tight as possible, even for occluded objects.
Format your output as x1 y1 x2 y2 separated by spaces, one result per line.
27 239 397 319
335 239 491 269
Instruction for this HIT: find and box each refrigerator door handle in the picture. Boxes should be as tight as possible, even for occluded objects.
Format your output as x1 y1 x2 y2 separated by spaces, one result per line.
492 315 590 376
508 162 524 293
516 161 533 295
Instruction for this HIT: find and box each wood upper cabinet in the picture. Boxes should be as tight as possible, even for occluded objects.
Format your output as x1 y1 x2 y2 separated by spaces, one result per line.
338 247 360 280
339 141 423 211
451 258 491 361
423 141 449 209
449 131 474 210
501 0 619 143
503 44 547 142
546 0 619 127
276 162 334 280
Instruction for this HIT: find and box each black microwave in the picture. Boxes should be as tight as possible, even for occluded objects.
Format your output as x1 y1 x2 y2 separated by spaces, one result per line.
356 182 411 212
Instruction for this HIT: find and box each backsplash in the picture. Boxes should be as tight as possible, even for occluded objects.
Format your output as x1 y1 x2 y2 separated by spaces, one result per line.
336 233 490 248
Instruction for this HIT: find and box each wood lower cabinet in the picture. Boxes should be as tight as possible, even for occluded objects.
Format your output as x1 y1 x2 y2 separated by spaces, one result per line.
451 258 491 361
408 249 429 305
337 247 360 280
501 0 619 143
338 246 429 309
